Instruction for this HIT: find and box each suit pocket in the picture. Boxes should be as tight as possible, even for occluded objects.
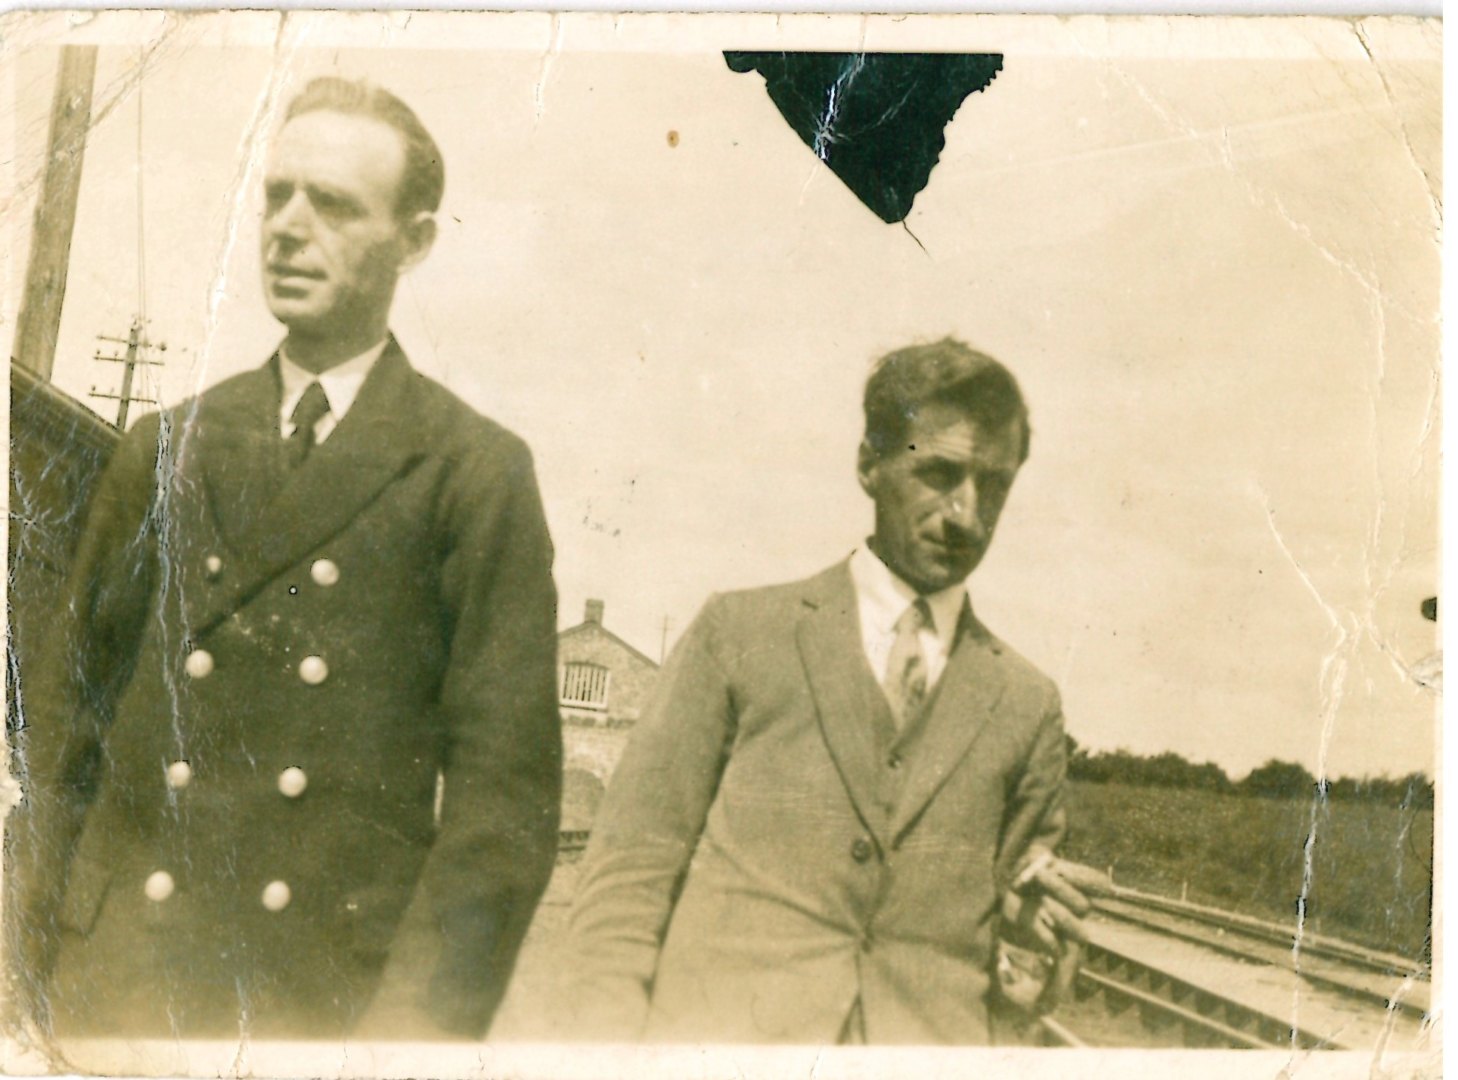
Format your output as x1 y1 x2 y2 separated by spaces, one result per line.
57 850 114 936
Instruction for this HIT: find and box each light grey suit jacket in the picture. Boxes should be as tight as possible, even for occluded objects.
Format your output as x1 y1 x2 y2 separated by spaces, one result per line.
562 560 1067 1044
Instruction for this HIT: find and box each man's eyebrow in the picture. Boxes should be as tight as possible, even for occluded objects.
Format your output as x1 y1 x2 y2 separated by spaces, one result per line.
305 182 361 204
912 431 976 457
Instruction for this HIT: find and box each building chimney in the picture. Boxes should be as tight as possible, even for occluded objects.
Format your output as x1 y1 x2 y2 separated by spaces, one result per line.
585 599 605 625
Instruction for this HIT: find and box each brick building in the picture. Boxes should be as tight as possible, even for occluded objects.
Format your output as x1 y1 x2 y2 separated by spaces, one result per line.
557 600 660 830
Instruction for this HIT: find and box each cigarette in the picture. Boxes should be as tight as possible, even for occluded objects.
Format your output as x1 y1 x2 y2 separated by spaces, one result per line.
1014 849 1055 890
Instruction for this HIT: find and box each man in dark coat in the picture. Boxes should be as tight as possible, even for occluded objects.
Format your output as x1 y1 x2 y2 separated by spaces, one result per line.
561 340 1086 1044
10 78 562 1040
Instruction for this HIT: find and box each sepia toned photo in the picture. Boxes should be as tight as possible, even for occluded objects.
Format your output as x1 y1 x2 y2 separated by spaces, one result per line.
0 11 1440 1078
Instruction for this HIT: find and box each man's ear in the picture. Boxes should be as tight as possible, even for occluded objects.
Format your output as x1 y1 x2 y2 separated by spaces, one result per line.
856 440 879 498
397 212 438 273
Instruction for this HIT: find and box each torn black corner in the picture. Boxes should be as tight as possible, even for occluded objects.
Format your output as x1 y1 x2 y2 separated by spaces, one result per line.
725 51 1004 224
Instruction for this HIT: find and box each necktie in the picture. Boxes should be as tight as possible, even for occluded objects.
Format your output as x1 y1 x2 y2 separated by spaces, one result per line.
286 382 331 468
883 598 932 728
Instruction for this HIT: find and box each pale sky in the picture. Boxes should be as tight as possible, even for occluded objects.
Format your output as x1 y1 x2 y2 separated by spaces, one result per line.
9 15 1440 781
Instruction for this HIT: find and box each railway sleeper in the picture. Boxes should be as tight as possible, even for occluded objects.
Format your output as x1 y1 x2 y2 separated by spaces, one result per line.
1071 954 1334 1050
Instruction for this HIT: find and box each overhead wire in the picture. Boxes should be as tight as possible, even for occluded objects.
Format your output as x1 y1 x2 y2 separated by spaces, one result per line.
134 54 158 410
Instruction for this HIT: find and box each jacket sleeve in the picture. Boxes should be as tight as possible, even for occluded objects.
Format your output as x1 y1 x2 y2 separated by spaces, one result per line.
556 596 736 1040
422 434 562 1037
993 687 1069 893
8 416 161 1003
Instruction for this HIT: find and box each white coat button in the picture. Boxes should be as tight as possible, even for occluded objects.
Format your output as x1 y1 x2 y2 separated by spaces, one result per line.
298 655 328 685
144 870 175 902
278 766 308 798
204 555 223 579
166 760 192 789
310 559 340 587
261 880 292 912
184 649 214 679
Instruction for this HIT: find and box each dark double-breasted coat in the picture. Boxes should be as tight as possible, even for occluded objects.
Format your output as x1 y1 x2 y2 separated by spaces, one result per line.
11 341 562 1038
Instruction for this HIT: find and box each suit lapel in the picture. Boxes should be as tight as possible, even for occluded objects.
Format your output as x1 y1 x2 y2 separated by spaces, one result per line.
247 341 427 561
187 340 430 638
889 605 1008 843
189 359 284 553
796 564 894 849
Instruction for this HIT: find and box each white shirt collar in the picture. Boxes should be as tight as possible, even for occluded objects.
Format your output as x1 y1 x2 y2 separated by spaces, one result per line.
848 543 967 653
277 338 389 437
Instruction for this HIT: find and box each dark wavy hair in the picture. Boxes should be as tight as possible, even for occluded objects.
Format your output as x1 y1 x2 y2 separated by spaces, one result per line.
862 338 1030 463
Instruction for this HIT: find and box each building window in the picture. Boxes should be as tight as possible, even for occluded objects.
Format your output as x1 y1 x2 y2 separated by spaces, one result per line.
561 661 610 710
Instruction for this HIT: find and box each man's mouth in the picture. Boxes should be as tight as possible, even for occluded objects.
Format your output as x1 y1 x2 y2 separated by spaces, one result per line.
924 537 977 559
268 265 324 281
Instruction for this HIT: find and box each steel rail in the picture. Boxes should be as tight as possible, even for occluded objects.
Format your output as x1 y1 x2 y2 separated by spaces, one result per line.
1054 941 1337 1050
1075 969 1277 1049
1054 861 1427 981
1093 895 1430 1018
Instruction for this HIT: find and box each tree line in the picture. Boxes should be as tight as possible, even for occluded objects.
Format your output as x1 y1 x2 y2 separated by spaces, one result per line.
1065 736 1434 810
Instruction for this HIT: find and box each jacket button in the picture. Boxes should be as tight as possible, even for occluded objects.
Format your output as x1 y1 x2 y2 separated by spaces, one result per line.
851 837 874 863
166 760 192 789
261 881 292 912
204 555 223 579
184 649 214 679
277 766 308 798
310 558 340 587
144 870 175 902
298 655 329 685
887 752 903 770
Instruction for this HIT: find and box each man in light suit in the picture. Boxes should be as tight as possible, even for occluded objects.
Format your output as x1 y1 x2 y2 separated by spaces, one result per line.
562 339 1085 1044
10 78 561 1040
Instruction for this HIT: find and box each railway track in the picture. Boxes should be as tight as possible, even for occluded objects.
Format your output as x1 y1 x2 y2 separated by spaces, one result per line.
1038 941 1347 1049
1092 892 1429 1018
1037 862 1431 1050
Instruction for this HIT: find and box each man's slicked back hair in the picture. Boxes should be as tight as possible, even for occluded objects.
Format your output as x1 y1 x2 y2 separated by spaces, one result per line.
284 77 445 218
863 338 1031 463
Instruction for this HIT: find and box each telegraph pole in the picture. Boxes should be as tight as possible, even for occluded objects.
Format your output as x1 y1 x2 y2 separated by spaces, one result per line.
90 320 165 428
13 45 98 381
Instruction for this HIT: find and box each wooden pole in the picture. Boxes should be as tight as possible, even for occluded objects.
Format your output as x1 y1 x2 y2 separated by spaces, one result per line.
12 45 98 381
114 321 140 429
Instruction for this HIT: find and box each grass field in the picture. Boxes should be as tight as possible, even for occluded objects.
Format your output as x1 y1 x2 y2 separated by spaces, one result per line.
1062 781 1434 962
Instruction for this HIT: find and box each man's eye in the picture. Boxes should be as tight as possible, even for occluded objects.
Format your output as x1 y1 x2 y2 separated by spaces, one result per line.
310 191 359 220
264 184 291 213
919 463 962 491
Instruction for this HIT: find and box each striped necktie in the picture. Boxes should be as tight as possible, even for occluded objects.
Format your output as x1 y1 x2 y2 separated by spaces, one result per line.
883 598 932 728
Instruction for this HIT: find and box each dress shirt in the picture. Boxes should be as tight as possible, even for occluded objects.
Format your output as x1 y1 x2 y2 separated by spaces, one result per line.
848 544 967 694
278 338 389 444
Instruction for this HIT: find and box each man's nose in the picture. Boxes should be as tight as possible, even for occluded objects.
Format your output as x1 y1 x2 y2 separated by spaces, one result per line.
943 480 982 537
267 189 313 241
